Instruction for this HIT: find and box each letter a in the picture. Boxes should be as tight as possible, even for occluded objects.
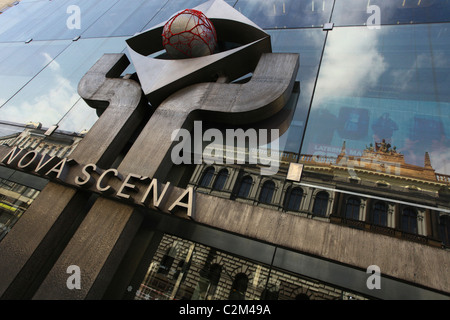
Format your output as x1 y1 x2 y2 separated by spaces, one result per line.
367 5 381 30
366 265 381 289
66 265 81 290
66 5 81 30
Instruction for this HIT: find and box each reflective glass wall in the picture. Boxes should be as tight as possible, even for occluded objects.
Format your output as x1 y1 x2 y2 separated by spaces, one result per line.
1 0 449 175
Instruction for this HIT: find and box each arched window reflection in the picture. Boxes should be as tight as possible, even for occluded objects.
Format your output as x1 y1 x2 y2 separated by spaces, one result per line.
439 215 450 247
259 181 275 204
345 197 361 220
372 202 388 226
401 207 418 234
312 191 329 216
284 187 303 211
228 273 248 300
199 167 215 187
213 169 228 191
237 176 252 198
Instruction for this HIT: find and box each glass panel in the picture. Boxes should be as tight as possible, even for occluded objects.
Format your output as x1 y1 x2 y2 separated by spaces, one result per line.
332 0 450 27
0 37 128 128
301 24 450 176
267 28 326 156
0 0 122 42
0 0 50 42
56 98 98 134
0 122 25 140
134 233 368 300
141 0 206 30
235 0 334 29
0 179 40 242
0 40 71 107
81 0 168 38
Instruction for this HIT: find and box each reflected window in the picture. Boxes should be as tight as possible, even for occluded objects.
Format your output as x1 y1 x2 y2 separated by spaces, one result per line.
401 207 418 234
284 187 303 211
237 176 253 198
212 169 228 191
372 202 388 226
0 180 40 242
345 197 361 220
259 181 275 204
199 167 215 188
312 191 329 216
439 215 450 247
295 293 310 300
228 273 248 300
157 245 178 275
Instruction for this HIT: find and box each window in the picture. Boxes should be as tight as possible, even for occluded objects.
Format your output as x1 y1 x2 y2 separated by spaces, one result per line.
345 197 361 220
312 191 329 216
372 202 388 226
439 215 450 247
259 180 275 204
157 246 177 275
284 187 303 211
228 273 248 300
237 176 252 198
401 207 418 234
199 167 215 188
212 169 228 191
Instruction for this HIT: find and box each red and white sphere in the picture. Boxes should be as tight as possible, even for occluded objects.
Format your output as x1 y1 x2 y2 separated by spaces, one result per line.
162 9 217 59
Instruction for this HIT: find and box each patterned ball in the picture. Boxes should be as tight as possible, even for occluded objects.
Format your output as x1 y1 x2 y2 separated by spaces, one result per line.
162 9 217 59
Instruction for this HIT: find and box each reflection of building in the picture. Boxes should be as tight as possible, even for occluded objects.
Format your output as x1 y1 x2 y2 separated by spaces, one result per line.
0 123 85 241
189 143 450 250
0 0 449 302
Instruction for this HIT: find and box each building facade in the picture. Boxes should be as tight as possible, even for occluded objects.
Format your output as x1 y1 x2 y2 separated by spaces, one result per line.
0 0 449 301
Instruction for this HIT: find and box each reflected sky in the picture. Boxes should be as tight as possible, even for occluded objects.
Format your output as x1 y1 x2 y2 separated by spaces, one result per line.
301 24 450 174
0 37 128 129
0 0 449 176
234 0 333 28
0 40 71 107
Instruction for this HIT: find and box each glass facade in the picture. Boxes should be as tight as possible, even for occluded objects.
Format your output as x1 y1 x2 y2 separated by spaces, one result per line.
0 0 449 300
0 178 40 241
134 234 366 300
1 0 449 175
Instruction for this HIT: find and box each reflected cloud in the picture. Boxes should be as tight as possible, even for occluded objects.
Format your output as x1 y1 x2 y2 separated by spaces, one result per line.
314 28 387 106
0 53 79 127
